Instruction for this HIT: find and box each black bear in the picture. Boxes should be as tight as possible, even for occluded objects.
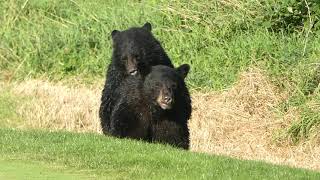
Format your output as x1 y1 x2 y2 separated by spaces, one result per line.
99 22 174 135
109 64 191 149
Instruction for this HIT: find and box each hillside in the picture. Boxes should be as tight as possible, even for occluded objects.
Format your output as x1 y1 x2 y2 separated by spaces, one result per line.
0 0 319 173
1 129 319 179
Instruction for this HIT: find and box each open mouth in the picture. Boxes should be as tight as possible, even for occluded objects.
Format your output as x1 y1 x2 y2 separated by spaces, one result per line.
159 101 172 110
129 69 138 76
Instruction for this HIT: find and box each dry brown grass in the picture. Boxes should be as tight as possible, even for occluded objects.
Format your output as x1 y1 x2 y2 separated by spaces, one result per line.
5 68 320 171
11 80 102 133
189 68 320 171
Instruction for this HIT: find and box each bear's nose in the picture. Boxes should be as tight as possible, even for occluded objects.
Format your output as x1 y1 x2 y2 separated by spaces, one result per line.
164 96 172 104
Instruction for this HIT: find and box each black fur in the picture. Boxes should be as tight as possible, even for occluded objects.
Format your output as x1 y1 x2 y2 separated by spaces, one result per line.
109 65 191 149
99 23 174 135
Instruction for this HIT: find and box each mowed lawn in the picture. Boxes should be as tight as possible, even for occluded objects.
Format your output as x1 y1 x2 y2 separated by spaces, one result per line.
0 128 319 179
0 159 96 179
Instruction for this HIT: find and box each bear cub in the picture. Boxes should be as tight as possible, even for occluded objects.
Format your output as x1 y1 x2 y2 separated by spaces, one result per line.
99 22 174 135
109 64 191 149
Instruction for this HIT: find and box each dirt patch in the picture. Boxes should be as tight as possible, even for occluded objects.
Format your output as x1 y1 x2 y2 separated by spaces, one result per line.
5 68 320 171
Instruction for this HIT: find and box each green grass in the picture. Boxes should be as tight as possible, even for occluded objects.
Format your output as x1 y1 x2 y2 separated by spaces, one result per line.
0 87 23 127
0 159 96 179
0 0 319 142
0 128 319 179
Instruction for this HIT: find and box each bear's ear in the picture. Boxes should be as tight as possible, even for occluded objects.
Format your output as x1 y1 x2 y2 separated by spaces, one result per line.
142 22 152 31
176 64 190 79
111 30 120 39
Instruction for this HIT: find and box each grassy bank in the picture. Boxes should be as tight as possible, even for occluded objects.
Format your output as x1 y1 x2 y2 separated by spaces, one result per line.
0 0 319 142
0 159 96 179
0 128 319 179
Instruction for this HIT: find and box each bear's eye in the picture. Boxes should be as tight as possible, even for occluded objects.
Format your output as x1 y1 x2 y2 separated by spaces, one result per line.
155 82 162 87
172 83 177 89
138 61 145 67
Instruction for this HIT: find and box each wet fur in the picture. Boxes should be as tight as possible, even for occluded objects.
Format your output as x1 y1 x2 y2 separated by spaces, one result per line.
99 23 174 135
109 65 191 149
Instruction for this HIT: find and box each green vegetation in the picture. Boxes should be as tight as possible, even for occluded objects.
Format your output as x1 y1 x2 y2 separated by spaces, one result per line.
0 159 96 179
0 128 319 179
0 87 22 127
0 1 319 142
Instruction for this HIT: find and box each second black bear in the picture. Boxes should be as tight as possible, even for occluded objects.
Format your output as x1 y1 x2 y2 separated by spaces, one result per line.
100 22 174 135
109 64 191 149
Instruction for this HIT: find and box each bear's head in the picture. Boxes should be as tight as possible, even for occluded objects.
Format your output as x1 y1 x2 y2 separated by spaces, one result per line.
144 64 190 110
111 22 163 77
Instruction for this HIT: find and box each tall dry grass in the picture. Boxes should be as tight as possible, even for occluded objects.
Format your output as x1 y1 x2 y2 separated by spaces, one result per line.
12 80 102 133
189 68 320 171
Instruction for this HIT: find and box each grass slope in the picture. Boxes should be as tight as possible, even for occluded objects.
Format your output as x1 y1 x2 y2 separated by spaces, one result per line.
1 0 319 89
0 0 319 143
0 128 319 179
0 159 96 179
